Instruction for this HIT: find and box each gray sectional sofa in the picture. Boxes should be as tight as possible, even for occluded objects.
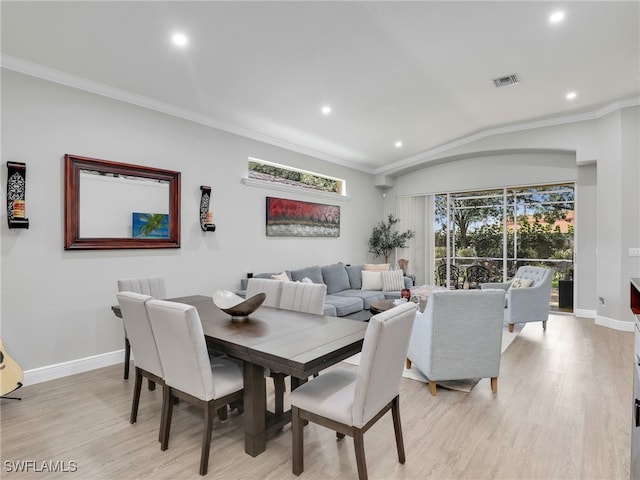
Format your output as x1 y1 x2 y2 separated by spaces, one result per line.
238 262 412 321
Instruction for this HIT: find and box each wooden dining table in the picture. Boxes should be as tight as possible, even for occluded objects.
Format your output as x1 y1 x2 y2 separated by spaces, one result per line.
112 294 368 457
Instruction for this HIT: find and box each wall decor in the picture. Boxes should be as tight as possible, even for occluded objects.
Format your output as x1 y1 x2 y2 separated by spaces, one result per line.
199 185 216 232
6 162 29 229
266 196 340 237
64 154 180 250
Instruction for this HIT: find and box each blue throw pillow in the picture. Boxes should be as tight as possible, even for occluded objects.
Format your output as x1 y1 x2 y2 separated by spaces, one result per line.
345 265 364 289
290 265 323 284
321 263 351 294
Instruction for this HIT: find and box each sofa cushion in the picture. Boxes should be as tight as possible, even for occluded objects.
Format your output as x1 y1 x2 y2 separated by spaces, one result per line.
334 290 385 310
361 270 383 290
345 265 363 289
321 263 351 294
324 295 363 316
383 291 403 300
363 263 390 271
290 265 323 284
323 303 338 317
381 270 405 291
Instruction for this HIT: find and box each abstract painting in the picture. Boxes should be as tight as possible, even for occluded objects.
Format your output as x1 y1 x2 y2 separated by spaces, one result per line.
132 212 169 238
266 197 340 237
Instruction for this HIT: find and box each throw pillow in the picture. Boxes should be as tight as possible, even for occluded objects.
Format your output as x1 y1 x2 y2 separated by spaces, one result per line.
301 277 313 284
381 270 405 292
361 270 383 291
511 277 534 288
271 271 290 281
363 263 390 272
321 263 351 294
345 265 364 289
290 265 323 284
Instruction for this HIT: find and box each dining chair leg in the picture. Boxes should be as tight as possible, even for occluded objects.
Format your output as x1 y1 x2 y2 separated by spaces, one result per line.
160 387 173 451
200 401 215 476
391 396 406 464
130 367 143 424
353 428 368 480
158 386 167 443
123 337 131 379
292 406 304 476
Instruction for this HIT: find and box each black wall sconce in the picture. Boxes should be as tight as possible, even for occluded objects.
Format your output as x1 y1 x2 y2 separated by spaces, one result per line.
199 185 216 232
6 162 29 229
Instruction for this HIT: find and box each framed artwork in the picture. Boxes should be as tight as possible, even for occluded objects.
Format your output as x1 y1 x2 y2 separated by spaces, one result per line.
266 197 340 237
132 212 169 238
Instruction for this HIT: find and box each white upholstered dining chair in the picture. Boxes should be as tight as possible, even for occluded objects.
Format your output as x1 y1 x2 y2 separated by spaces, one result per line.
116 291 165 440
269 281 327 414
279 281 326 315
146 299 244 476
245 278 283 307
289 302 417 480
117 276 167 380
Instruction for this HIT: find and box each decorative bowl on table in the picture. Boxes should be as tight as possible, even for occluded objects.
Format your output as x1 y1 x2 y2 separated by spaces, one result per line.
212 290 266 320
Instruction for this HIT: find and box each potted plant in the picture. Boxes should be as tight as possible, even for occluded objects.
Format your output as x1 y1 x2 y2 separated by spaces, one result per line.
368 214 415 263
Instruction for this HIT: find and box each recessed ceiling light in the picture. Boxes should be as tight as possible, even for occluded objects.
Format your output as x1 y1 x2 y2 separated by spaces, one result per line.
321 105 331 115
566 91 577 100
549 11 565 24
171 32 189 47
395 141 403 148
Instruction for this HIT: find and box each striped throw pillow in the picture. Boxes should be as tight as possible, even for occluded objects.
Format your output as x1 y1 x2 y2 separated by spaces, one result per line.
382 270 405 292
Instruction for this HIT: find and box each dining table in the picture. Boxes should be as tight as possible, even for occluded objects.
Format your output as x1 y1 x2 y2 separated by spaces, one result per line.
112 294 368 457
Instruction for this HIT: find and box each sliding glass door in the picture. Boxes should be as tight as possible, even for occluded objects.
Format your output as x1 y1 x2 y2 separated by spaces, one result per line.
434 183 574 309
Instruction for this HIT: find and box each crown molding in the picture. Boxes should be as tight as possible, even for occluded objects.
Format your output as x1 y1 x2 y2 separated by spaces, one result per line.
1 55 374 174
374 96 640 175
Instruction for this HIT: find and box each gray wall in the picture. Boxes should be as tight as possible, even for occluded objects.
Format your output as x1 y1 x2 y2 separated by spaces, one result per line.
1 70 382 371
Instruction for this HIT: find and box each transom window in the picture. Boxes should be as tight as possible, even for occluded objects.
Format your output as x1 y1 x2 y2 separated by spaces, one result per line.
248 157 346 195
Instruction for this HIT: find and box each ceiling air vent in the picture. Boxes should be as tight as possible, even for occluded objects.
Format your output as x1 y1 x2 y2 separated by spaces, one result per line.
492 74 519 88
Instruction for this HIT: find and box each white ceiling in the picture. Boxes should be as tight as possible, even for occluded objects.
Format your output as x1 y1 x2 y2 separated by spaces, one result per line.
2 1 639 173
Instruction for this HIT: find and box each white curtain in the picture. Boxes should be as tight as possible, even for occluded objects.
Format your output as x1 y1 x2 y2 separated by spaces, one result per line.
395 195 434 286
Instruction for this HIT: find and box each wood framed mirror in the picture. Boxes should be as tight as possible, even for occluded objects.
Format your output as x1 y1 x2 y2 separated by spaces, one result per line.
64 154 181 250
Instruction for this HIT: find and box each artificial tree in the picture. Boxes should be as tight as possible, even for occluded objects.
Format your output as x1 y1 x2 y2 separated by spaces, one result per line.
368 214 415 263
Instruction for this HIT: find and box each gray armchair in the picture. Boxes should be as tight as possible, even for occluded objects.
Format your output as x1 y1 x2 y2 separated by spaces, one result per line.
482 265 553 332
406 289 506 396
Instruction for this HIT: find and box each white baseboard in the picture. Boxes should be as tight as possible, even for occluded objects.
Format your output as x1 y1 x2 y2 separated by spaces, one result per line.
574 308 596 319
23 350 124 386
595 314 635 332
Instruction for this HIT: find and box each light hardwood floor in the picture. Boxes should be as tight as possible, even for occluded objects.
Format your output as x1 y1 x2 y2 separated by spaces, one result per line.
0 314 633 479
